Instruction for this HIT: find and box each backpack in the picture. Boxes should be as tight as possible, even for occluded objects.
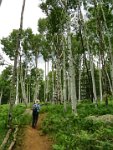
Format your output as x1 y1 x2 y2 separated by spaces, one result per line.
33 104 40 114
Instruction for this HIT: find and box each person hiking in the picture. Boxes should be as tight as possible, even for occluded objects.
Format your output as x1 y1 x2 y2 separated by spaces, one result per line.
32 99 40 128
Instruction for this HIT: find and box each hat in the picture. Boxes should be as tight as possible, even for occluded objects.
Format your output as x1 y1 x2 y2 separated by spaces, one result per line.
35 99 40 104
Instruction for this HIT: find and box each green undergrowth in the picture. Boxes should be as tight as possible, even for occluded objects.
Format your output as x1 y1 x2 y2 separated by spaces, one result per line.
12 105 32 126
0 104 8 145
41 101 113 150
0 104 31 146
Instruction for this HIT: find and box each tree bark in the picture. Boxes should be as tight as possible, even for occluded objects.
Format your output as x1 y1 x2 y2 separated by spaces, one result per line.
98 55 103 101
52 58 55 103
93 0 112 96
15 67 19 105
78 55 82 102
67 31 77 114
46 60 49 101
100 0 113 92
8 0 26 127
0 90 3 105
63 47 67 111
33 51 39 102
44 61 46 102
89 51 97 103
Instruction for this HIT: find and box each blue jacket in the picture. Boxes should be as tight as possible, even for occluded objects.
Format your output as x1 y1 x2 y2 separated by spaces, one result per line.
33 104 40 113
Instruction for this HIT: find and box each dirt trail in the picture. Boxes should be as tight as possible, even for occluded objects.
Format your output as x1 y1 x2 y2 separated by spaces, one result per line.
15 110 53 150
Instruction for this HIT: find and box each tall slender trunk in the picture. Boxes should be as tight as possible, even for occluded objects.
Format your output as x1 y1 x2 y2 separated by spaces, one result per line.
29 84 30 103
28 77 31 103
52 58 55 103
33 52 39 102
85 27 96 103
78 55 82 102
56 57 60 103
0 90 3 105
27 83 29 103
105 69 113 94
60 67 63 103
63 48 67 111
110 64 113 93
44 61 46 102
68 68 71 102
20 55 27 105
100 0 113 93
78 5 93 101
89 51 97 103
55 57 61 103
99 55 103 101
93 0 112 95
15 68 19 105
20 73 27 104
67 31 77 114
8 0 26 127
46 60 49 101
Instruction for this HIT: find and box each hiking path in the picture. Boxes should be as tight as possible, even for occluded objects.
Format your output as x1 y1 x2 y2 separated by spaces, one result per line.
15 109 53 150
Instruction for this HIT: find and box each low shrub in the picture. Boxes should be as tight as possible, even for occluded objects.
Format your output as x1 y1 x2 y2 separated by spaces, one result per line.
42 102 113 150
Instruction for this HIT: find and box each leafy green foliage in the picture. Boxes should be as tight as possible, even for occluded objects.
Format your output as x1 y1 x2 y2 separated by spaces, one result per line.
38 18 48 34
12 104 28 125
42 102 113 150
0 104 31 145
1 29 19 59
0 66 12 104
0 105 8 144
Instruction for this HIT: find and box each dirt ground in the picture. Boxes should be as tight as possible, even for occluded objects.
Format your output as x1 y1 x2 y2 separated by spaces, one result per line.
14 112 53 150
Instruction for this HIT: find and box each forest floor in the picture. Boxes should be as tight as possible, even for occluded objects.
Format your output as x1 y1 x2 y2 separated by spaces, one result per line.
14 109 53 150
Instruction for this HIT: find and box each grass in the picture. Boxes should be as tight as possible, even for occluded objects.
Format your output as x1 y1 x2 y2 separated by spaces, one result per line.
1 101 113 149
0 103 31 146
0 104 9 145
41 101 113 150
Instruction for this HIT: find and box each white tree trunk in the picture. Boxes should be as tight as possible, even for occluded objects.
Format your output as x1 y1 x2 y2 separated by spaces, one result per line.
63 49 67 111
56 57 62 103
26 83 29 103
15 68 19 105
8 0 26 127
81 2 97 103
89 52 97 103
20 76 27 104
28 84 30 103
33 52 39 102
68 71 71 102
100 0 113 94
56 58 59 102
105 68 113 94
52 58 55 103
20 55 27 105
46 60 49 101
44 61 47 102
99 56 103 101
60 68 63 103
55 58 60 103
68 33 77 114
0 90 3 105
78 55 82 102
110 64 113 93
